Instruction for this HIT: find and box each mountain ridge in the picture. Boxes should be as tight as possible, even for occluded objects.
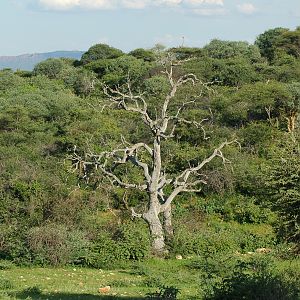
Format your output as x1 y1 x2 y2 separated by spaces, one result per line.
0 51 84 71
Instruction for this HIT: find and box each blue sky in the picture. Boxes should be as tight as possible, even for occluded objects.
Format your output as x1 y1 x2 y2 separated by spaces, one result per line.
1 0 299 56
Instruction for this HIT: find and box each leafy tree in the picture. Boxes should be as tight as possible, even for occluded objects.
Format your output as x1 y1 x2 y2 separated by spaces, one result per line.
265 138 300 250
33 58 64 79
169 47 204 60
80 44 124 65
214 81 292 128
73 69 97 97
275 27 300 58
204 39 261 62
85 55 151 86
211 58 259 87
129 48 156 62
0 69 25 95
255 27 288 61
279 82 300 132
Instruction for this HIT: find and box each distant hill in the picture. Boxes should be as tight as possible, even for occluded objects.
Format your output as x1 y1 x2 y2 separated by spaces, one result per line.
0 51 85 71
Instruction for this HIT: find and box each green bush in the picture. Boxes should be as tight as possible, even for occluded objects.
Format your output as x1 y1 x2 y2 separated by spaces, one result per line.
85 221 150 268
171 217 275 256
206 257 300 300
27 223 89 266
0 224 31 264
16 286 42 299
146 285 180 299
194 195 275 224
0 260 15 270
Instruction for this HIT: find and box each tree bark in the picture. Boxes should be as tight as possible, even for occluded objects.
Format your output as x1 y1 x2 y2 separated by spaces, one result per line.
144 209 165 254
163 204 174 240
143 193 166 254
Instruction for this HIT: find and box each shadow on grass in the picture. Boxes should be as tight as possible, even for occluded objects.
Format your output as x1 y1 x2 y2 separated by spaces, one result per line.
13 288 144 300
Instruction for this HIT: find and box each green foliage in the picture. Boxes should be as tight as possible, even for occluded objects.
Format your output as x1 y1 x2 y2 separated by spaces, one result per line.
239 122 279 155
0 260 14 270
206 257 300 300
73 69 97 97
275 27 300 58
146 285 180 299
33 58 64 79
196 194 275 224
214 81 291 126
170 46 204 60
85 221 150 268
0 224 31 264
171 215 275 256
1 33 300 269
80 43 124 65
129 48 156 62
211 58 258 86
0 69 25 95
85 54 151 86
264 138 300 249
204 39 261 62
27 223 89 266
0 278 14 290
255 27 288 61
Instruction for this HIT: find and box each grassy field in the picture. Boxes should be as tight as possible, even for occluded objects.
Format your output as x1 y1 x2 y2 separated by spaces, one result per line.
0 259 200 299
1 256 299 300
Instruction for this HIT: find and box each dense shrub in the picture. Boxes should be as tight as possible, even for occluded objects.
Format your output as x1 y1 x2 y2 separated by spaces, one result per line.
27 223 89 266
85 221 150 268
206 257 300 300
0 260 14 270
146 285 180 299
0 224 31 264
171 217 275 256
193 195 275 224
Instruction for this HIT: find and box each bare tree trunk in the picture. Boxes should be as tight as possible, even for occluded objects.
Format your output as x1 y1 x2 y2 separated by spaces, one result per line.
163 204 174 240
144 209 165 254
143 194 166 254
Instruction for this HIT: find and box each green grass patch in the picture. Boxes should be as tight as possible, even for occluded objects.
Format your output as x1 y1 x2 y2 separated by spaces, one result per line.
1 256 299 299
0 259 199 299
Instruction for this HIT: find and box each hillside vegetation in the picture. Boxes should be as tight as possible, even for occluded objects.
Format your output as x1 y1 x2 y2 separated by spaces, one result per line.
0 27 300 299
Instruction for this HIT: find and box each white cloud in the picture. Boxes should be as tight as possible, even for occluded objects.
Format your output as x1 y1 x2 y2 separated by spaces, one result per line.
39 0 114 10
37 0 224 10
237 3 256 15
121 0 149 9
192 7 227 15
184 0 223 6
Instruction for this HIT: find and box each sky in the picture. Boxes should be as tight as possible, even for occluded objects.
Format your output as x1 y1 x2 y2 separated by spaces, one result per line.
0 0 299 56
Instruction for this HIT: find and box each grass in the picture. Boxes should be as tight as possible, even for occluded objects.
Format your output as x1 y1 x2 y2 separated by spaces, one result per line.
1 256 299 300
0 259 200 299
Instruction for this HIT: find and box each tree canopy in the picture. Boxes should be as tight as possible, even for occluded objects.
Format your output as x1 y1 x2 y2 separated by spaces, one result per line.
1 26 300 271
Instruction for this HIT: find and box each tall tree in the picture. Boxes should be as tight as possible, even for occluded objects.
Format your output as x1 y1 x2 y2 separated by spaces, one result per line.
72 57 234 254
265 138 300 250
255 27 288 61
80 44 124 65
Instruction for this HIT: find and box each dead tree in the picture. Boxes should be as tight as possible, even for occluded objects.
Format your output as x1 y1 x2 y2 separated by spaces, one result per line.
72 58 235 254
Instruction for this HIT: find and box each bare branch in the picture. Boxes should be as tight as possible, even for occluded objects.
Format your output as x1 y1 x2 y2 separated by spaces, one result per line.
72 142 152 191
175 140 236 186
98 164 148 191
131 207 143 219
102 81 155 131
160 187 183 212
